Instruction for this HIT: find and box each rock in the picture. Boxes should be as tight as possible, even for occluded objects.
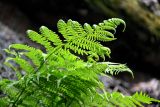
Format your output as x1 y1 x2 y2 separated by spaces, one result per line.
139 0 160 16
0 22 23 80
0 2 35 80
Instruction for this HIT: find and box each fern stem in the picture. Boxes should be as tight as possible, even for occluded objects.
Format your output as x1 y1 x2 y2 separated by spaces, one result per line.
35 47 59 73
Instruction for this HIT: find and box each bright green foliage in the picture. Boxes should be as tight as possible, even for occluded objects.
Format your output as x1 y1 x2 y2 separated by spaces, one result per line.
0 18 159 107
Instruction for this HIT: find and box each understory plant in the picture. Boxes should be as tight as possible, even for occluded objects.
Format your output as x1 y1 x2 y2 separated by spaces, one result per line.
0 18 159 107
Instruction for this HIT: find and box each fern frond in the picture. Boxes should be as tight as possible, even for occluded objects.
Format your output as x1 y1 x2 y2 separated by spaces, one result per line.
0 97 9 107
27 30 54 52
104 92 159 107
67 19 81 37
94 30 116 41
0 79 20 101
71 20 86 36
87 28 116 42
4 60 22 80
24 51 43 67
84 23 94 34
101 62 133 77
103 18 126 32
2 18 159 107
8 44 44 67
98 22 117 33
132 92 160 104
9 44 42 52
57 19 73 40
57 18 124 61
6 57 34 74
40 26 62 46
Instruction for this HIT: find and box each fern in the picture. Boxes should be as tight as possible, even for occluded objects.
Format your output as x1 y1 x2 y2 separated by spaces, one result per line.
104 92 159 107
0 18 159 107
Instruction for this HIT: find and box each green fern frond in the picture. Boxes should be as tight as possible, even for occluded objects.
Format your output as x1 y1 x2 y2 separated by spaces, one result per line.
132 92 160 104
70 20 86 36
57 19 73 40
24 51 43 67
27 30 54 52
94 30 116 41
6 57 34 74
104 92 159 107
9 44 42 52
102 18 126 32
8 44 44 67
84 23 94 34
40 26 62 46
16 18 125 62
101 62 133 77
58 18 124 61
1 18 159 107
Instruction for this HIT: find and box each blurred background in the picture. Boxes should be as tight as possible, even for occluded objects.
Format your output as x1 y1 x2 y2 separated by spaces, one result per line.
0 0 160 106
